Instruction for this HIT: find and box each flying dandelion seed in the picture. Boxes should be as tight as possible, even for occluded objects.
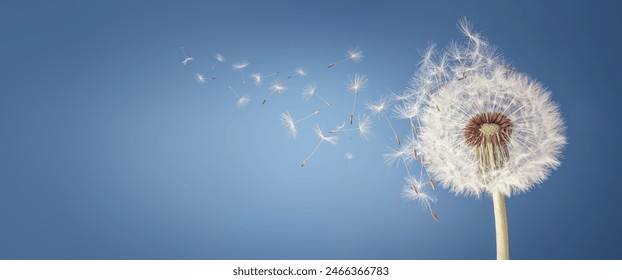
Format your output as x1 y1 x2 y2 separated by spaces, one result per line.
232 61 249 84
287 67 307 79
211 53 225 69
180 46 194 65
328 47 364 68
405 18 566 259
344 152 354 170
301 123 338 167
367 97 401 145
262 81 287 105
279 108 321 138
329 114 372 141
401 176 438 221
346 73 368 124
195 73 215 84
250 71 279 88
227 86 251 108
393 98 424 137
302 83 333 108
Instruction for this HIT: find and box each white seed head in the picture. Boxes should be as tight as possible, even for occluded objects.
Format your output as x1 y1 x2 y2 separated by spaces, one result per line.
411 19 566 197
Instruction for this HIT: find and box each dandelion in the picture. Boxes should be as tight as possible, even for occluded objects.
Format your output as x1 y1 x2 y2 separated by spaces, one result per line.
346 73 368 124
328 47 364 68
344 152 354 170
195 73 215 84
279 108 321 138
232 61 249 84
301 124 338 167
367 96 400 145
250 71 279 88
180 46 194 65
227 86 251 108
302 83 333 108
261 80 287 105
329 114 372 141
407 18 566 259
287 67 307 79
211 53 225 69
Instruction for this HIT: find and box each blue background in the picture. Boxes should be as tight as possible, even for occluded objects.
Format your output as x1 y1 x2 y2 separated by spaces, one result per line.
1 0 621 259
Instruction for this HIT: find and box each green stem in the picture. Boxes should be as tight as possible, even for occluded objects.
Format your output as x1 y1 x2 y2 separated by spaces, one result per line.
492 189 509 260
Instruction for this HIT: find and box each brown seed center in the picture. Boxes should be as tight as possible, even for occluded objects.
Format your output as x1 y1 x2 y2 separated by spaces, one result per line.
464 112 513 148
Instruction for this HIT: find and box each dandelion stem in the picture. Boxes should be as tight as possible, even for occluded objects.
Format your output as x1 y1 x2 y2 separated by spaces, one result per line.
492 189 509 260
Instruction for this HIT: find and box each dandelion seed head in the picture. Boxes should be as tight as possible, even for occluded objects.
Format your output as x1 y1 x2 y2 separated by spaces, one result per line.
232 61 249 70
413 19 566 197
347 73 368 94
345 152 354 160
216 53 225 62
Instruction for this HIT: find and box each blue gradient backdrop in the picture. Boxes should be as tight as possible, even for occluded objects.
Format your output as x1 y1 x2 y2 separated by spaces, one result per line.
1 0 621 259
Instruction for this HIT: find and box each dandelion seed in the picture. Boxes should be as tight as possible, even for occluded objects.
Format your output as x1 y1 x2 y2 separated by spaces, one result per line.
302 83 333 108
211 53 225 69
382 144 414 167
195 73 215 84
279 108 321 138
367 97 401 145
330 114 372 141
227 86 250 108
401 176 438 220
287 67 306 79
406 18 566 259
346 73 368 124
344 152 354 170
180 46 194 65
250 71 279 88
328 47 364 68
261 80 287 105
301 124 338 167
232 61 249 84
